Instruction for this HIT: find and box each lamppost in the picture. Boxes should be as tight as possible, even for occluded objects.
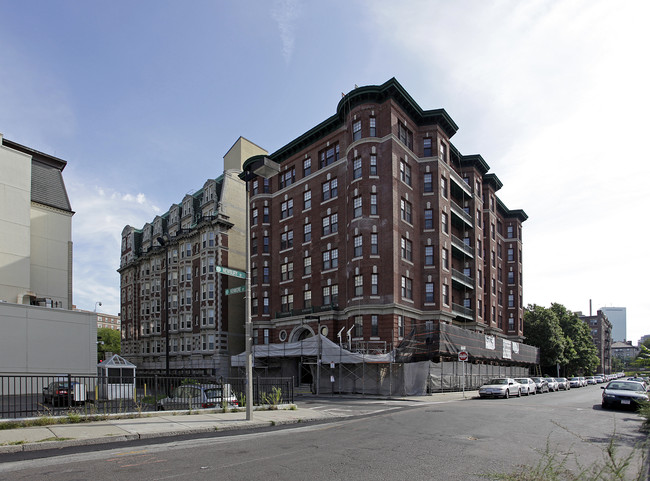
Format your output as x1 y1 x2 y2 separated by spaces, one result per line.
242 157 280 421
305 315 321 395
156 236 170 377
94 301 102 312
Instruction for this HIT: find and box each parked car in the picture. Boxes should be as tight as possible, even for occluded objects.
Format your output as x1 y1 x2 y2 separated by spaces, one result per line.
569 377 582 388
479 378 521 399
545 377 559 392
586 376 596 385
579 377 587 386
594 376 604 384
601 380 649 410
556 377 570 390
531 377 549 393
626 377 647 390
514 378 537 395
157 383 239 410
42 381 87 407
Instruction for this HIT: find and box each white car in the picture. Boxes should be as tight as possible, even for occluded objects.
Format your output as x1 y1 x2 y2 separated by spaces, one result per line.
544 378 559 392
514 378 537 396
569 377 582 388
158 383 239 410
479 378 521 399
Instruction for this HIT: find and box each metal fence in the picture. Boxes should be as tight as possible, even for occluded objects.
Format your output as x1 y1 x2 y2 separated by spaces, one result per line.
0 374 294 419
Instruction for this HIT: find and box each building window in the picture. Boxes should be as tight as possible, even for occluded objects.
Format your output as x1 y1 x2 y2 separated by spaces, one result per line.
398 316 405 337
280 230 294 250
354 235 363 257
440 176 447 198
304 289 312 308
281 293 294 312
322 285 338 305
370 233 378 255
440 142 447 162
507 248 514 262
398 122 413 150
304 223 312 242
507 271 515 284
423 173 433 193
425 246 434 266
252 180 259 196
425 282 434 303
208 283 214 299
370 154 377 175
281 261 293 281
353 157 362 179
281 199 294 219
508 314 515 331
371 315 378 336
370 194 377 215
401 237 412 261
319 144 340 168
354 275 363 296
400 159 411 186
322 213 338 236
371 273 378 295
354 316 363 337
304 255 312 275
263 266 270 283
279 167 295 189
507 225 514 239
263 206 270 223
304 190 312 210
263 329 270 344
369 117 376 137
353 196 362 218
263 235 270 253
401 276 413 299
424 209 433 229
353 120 362 141
442 212 448 234
251 208 258 226
323 248 339 270
442 284 449 306
263 294 269 314
322 178 338 201
400 199 412 223
442 248 449 269
423 138 432 157
303 158 311 176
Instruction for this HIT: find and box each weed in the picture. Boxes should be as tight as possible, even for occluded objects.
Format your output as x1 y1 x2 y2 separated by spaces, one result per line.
261 387 282 409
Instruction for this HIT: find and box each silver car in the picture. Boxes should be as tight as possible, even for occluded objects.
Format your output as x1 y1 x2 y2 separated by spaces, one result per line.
479 378 521 399
157 383 239 410
514 378 537 396
556 377 570 390
545 377 559 392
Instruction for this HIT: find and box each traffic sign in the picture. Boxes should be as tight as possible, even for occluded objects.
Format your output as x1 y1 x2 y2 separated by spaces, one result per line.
215 266 246 279
225 285 246 295
458 351 468 362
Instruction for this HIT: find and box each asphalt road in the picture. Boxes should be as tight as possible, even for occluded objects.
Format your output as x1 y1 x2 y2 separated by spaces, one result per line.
1 385 648 481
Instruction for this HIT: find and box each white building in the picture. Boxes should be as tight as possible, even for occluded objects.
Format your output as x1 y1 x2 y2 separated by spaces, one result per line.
0 134 96 375
600 307 626 342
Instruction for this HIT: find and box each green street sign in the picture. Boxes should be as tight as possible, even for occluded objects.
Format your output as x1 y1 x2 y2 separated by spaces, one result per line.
225 285 246 295
215 266 246 279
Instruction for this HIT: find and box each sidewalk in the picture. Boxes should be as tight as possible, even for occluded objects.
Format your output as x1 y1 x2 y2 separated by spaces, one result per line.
0 391 477 454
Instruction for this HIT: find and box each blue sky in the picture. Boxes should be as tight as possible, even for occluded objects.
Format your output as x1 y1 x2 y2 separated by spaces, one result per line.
1 1 648 342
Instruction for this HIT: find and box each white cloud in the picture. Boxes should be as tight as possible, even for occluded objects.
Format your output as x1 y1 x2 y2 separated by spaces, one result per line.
66 183 161 315
272 0 301 63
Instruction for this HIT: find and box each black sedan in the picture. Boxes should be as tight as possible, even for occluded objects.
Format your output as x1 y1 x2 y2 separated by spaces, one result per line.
601 380 649 410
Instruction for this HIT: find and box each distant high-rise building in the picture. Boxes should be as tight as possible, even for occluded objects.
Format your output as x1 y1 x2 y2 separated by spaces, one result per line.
600 307 626 342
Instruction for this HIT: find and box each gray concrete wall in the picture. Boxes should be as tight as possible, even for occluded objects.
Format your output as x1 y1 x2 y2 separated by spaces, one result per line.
0 302 97 375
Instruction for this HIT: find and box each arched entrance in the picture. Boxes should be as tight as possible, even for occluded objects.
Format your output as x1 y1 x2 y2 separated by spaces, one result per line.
289 326 316 387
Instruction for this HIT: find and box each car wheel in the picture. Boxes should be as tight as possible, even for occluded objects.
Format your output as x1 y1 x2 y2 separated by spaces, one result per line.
517 389 521 397
504 389 509 399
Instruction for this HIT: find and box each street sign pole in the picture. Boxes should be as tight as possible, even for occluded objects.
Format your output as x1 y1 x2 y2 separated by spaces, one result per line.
458 350 469 398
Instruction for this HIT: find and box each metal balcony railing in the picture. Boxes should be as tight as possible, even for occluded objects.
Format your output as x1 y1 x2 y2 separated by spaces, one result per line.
451 235 474 257
450 201 474 228
451 268 475 289
452 303 474 320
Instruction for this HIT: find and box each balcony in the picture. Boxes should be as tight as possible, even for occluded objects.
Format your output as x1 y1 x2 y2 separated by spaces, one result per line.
451 235 474 258
452 303 474 321
451 268 474 289
450 200 473 229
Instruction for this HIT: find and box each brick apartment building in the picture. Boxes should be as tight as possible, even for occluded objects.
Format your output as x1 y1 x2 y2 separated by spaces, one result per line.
118 138 267 375
242 78 527 352
579 310 613 374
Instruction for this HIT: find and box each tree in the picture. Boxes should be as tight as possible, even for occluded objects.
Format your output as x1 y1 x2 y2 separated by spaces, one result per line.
524 304 566 373
551 303 599 376
97 327 121 362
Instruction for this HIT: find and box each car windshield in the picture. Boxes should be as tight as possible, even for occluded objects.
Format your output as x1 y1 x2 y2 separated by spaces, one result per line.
203 388 223 398
514 379 527 383
608 382 645 392
488 379 508 385
570 378 580 380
